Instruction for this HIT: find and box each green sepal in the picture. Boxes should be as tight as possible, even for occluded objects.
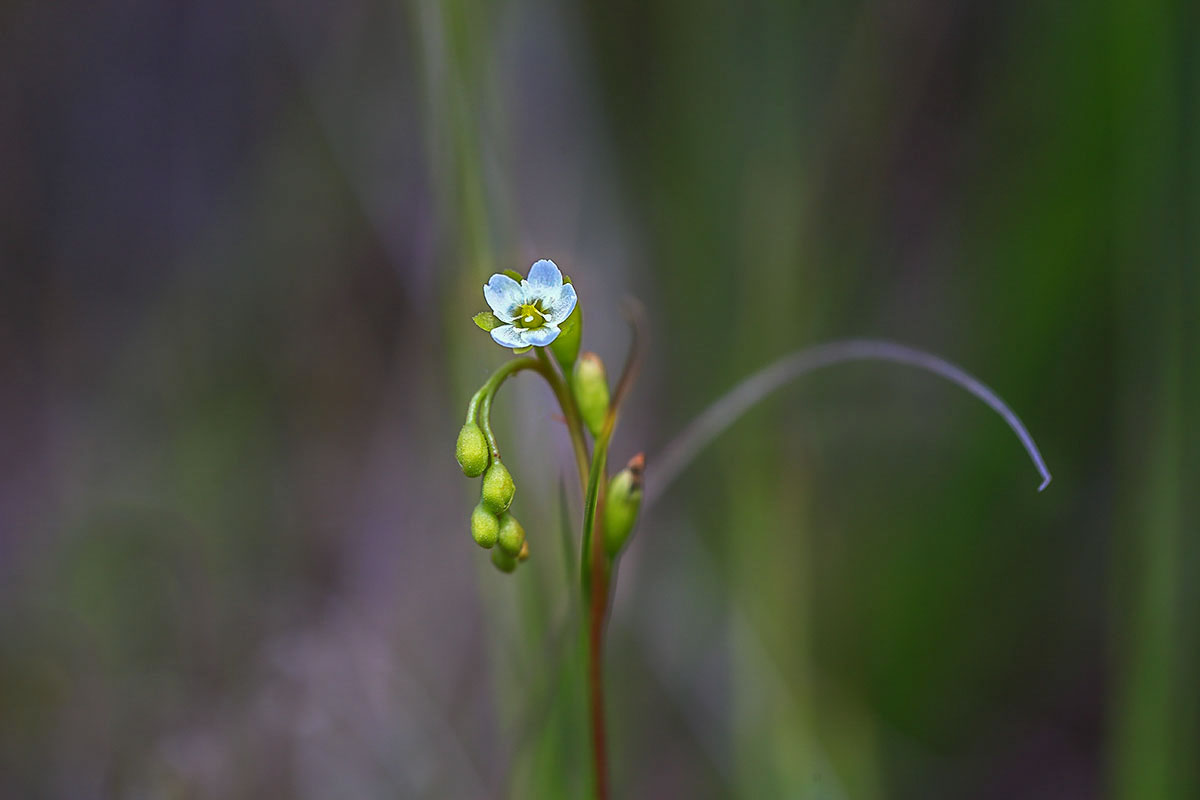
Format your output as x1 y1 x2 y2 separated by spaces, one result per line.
512 345 532 354
550 275 582 371
473 311 503 332
502 268 523 281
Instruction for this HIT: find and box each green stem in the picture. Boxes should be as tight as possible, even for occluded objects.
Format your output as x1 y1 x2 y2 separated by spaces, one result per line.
478 391 500 459
580 305 643 800
580 426 611 594
582 417 616 800
470 357 542 458
469 352 590 494
535 347 591 491
470 338 634 800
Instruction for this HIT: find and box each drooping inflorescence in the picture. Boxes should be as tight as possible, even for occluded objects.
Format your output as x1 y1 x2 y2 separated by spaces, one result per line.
459 389 527 568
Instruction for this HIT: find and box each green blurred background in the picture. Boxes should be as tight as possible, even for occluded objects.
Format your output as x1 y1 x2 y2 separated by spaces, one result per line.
2 0 1197 797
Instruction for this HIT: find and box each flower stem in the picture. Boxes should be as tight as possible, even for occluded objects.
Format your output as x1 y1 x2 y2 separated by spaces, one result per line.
588 594 610 800
475 326 640 800
583 427 613 800
469 353 589 494
471 357 542 459
534 347 591 492
579 306 644 800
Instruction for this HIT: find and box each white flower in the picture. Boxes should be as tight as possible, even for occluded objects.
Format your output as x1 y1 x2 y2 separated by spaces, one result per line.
483 260 578 349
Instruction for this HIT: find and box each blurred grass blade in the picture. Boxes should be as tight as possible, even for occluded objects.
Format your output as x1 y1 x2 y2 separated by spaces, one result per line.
646 338 1052 507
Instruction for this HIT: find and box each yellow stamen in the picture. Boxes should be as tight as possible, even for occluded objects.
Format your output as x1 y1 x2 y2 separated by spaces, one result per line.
516 302 548 328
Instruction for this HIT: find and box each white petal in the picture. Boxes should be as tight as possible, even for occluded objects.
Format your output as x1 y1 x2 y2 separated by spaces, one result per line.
483 274 524 322
522 324 560 347
525 259 563 291
490 324 528 348
541 282 577 325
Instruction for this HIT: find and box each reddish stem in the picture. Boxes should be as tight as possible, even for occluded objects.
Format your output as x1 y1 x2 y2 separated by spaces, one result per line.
587 527 611 800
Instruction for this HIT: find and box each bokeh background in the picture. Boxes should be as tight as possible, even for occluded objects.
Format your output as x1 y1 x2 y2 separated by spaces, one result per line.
2 0 1197 797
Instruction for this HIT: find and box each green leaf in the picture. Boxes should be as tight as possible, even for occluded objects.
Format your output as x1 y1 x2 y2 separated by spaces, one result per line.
550 274 582 371
502 269 523 281
473 311 503 331
646 339 1054 508
513 345 532 354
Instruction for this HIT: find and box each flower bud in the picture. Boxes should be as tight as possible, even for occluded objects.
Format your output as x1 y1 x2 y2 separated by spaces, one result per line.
491 546 518 573
471 503 499 549
497 513 526 557
455 422 490 477
603 453 644 558
481 461 516 514
571 352 610 438
550 279 582 371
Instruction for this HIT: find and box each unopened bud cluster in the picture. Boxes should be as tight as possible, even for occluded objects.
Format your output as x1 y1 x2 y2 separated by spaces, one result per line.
457 405 528 573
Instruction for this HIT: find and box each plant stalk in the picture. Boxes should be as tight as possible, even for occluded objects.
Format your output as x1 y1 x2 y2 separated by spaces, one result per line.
535 347 591 492
581 426 613 800
579 306 644 799
472 353 590 494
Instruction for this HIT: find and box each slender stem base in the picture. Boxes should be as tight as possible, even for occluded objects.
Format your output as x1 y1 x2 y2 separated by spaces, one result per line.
587 561 611 800
580 308 643 799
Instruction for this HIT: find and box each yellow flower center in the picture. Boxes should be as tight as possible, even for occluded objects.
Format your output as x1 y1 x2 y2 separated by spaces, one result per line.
515 302 549 329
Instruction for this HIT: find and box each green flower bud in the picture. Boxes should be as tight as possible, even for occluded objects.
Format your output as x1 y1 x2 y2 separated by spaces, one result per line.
549 277 582 371
491 546 518 573
471 503 500 549
497 513 526 557
571 352 610 438
481 461 516 514
603 453 644 558
456 422 490 477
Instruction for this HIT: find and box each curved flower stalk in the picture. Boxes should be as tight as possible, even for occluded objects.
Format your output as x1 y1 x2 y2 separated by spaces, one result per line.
454 262 1051 800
